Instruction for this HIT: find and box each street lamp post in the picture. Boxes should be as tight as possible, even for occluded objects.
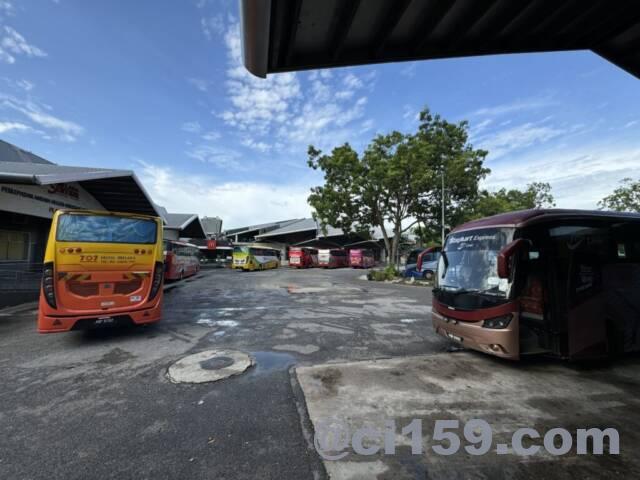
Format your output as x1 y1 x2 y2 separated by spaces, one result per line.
441 170 445 247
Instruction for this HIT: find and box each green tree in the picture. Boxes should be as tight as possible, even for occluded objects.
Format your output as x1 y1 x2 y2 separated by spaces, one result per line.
307 107 489 263
598 178 640 212
469 182 555 220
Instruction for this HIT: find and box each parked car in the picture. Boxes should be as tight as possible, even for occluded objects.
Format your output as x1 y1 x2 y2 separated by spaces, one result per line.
403 246 441 280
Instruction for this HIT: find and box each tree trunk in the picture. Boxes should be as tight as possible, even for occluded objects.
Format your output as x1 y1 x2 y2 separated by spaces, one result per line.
378 223 392 265
390 229 401 268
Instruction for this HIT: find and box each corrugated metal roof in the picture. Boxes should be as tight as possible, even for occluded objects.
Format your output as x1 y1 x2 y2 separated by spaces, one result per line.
242 0 640 79
0 140 160 217
225 218 302 235
164 213 197 229
0 161 132 185
256 218 318 238
254 218 389 240
0 139 53 164
164 213 206 239
201 216 223 234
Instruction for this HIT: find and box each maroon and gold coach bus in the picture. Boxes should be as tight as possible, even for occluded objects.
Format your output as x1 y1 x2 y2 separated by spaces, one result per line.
432 209 640 361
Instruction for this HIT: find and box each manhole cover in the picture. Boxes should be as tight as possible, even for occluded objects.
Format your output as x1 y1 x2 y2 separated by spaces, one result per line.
200 356 234 370
167 349 253 384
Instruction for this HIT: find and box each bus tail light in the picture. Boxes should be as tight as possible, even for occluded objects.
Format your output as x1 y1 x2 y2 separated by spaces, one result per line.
483 314 512 329
148 261 164 301
42 262 57 309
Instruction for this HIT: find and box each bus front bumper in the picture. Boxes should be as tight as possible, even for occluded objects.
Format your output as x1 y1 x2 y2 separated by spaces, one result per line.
432 310 519 360
38 300 162 333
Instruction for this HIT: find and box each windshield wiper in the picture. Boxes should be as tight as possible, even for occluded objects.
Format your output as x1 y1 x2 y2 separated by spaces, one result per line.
440 287 505 297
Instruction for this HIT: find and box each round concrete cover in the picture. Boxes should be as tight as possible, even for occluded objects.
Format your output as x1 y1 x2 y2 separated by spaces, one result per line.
167 349 253 384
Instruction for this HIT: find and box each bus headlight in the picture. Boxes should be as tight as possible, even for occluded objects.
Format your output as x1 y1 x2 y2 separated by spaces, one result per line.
42 262 57 309
148 261 164 301
482 314 513 329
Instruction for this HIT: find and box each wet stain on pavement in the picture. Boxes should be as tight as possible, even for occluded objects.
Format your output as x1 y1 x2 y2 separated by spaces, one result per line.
251 351 296 374
97 347 135 366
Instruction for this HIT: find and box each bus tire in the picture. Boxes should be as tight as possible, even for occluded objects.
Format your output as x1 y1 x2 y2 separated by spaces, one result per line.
423 270 434 281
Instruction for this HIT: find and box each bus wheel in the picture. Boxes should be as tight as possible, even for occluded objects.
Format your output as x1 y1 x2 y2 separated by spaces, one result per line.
423 270 434 281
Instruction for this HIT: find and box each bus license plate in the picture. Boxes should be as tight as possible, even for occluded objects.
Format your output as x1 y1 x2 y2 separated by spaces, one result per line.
446 332 462 343
95 317 115 326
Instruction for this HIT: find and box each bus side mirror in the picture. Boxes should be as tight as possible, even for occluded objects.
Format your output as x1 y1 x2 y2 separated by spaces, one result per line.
497 239 528 279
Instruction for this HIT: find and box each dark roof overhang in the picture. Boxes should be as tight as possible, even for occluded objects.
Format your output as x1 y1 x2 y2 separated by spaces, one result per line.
241 0 640 79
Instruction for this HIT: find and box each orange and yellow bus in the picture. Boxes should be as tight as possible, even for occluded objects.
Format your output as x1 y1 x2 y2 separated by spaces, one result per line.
37 209 164 333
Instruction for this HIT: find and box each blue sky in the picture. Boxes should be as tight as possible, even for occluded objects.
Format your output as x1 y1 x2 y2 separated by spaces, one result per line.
2 0 640 228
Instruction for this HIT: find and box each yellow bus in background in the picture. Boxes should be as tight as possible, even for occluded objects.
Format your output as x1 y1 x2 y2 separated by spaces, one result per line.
37 209 164 333
232 245 280 271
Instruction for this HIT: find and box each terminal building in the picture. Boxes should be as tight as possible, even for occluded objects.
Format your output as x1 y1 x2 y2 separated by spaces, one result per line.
224 217 389 261
0 140 205 307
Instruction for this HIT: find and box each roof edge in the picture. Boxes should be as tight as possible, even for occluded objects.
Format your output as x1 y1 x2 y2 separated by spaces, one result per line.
241 0 271 78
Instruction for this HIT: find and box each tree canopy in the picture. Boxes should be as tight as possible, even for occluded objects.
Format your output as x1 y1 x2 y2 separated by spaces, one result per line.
307 107 489 262
469 182 555 220
307 106 557 261
598 178 640 212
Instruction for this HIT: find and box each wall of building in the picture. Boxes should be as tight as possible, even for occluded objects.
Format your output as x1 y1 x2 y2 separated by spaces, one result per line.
0 211 52 307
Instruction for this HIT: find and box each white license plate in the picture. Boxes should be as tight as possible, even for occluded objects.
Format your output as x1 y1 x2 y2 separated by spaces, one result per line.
95 317 115 325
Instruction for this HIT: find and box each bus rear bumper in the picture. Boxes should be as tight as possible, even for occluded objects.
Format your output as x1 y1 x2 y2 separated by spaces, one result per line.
432 311 519 360
37 300 162 333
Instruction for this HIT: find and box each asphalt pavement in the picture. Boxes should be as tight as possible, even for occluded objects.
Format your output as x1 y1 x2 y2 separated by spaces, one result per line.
0 267 445 480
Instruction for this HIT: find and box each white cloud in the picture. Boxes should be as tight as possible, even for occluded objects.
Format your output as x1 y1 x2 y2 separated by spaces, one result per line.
202 130 221 141
468 118 493 139
241 137 271 152
399 62 417 78
137 160 312 227
470 96 556 118
15 79 34 91
1 94 84 141
185 144 244 170
219 22 375 152
0 26 46 64
201 14 224 40
402 105 418 121
624 120 638 128
0 1 14 16
181 121 201 133
343 73 363 90
476 121 566 159
0 121 31 133
187 77 210 92
484 144 640 210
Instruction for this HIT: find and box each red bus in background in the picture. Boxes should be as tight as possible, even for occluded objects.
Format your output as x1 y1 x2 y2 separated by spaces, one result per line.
318 248 349 268
349 249 375 268
164 240 200 281
289 247 318 268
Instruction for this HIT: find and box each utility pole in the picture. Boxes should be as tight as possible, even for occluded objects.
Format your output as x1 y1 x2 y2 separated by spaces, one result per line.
441 169 445 247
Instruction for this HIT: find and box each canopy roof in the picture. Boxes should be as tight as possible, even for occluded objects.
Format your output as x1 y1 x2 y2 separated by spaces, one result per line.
0 160 160 217
241 0 640 79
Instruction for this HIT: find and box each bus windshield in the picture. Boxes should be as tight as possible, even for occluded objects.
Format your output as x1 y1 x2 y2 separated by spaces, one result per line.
438 227 515 296
233 246 249 254
56 214 157 244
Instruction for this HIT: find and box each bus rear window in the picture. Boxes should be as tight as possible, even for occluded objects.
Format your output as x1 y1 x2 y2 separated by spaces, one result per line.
56 214 157 244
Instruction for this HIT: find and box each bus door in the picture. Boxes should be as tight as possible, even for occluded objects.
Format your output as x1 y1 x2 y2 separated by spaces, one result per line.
604 222 640 354
517 229 554 356
548 225 608 359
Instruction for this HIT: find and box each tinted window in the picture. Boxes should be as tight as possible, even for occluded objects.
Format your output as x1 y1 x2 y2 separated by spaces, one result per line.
57 214 157 244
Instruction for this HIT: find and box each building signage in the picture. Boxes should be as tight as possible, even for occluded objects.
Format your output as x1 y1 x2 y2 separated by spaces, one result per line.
0 182 105 219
